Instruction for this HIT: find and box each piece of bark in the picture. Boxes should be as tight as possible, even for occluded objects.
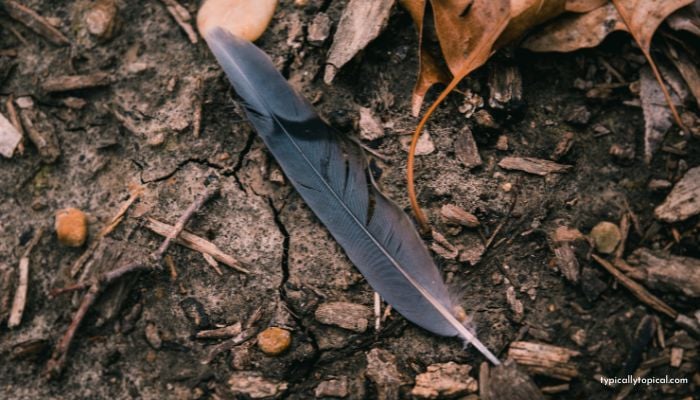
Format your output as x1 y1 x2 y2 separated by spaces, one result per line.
0 111 22 158
440 204 480 228
654 166 700 222
196 322 242 339
454 126 482 169
458 232 486 266
430 230 458 260
411 362 477 399
640 67 675 164
366 348 404 400
358 106 384 141
551 132 574 161
307 12 331 45
144 217 248 274
324 0 396 84
227 371 288 399
315 301 371 333
19 107 60 163
0 263 13 323
2 1 70 45
626 248 700 298
42 72 112 93
549 226 583 283
488 62 523 110
315 377 349 398
484 360 545 400
507 341 580 381
666 44 700 108
591 254 678 319
498 157 571 176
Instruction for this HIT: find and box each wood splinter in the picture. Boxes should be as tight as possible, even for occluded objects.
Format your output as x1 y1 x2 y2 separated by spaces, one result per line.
8 228 44 328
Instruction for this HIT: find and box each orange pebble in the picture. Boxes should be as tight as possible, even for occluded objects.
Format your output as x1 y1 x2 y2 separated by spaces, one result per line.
257 327 291 356
55 208 88 247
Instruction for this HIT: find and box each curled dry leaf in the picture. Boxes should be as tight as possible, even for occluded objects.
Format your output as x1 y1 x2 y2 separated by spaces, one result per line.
197 0 277 40
564 0 608 13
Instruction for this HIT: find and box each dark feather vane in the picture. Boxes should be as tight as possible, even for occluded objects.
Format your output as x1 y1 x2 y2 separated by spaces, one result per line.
203 28 500 365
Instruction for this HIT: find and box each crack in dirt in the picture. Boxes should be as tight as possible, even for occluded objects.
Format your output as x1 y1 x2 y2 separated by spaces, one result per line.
266 198 322 390
231 129 257 191
133 157 232 184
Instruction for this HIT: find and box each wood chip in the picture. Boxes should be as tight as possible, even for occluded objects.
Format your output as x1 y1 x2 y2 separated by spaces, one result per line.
498 157 571 176
358 106 384 141
591 254 678 319
0 111 22 158
3 0 70 45
411 362 477 399
315 301 371 333
670 347 683 368
626 248 700 298
227 371 288 399
144 217 248 274
507 341 580 381
42 72 112 93
640 66 676 164
551 132 574 161
454 126 482 169
488 62 523 110
324 0 396 84
654 166 700 222
19 107 60 163
440 204 480 228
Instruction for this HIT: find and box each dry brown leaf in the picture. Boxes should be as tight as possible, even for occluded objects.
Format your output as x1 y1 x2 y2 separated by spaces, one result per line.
522 3 625 52
399 0 451 116
496 0 568 48
564 0 609 12
667 0 700 36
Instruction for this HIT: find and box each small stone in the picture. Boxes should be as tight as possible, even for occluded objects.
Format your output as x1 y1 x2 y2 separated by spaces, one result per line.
315 302 371 333
590 221 621 254
307 12 331 45
440 205 480 228
315 376 349 398
55 208 88 247
609 143 635 162
366 349 404 400
84 0 117 39
257 327 292 356
228 371 288 399
496 135 509 151
15 96 34 109
358 107 384 141
501 182 513 192
145 322 162 349
400 132 435 156
411 362 477 399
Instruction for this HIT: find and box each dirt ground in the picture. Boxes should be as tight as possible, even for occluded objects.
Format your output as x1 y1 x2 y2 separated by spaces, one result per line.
1 1 699 399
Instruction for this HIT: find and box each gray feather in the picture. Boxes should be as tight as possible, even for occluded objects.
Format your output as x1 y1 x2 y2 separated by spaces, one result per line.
204 28 500 365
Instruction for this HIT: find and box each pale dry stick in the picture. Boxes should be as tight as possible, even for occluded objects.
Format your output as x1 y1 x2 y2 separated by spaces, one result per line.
591 254 678 319
159 0 198 44
373 292 381 331
192 77 203 138
152 184 221 262
8 227 44 328
47 185 222 377
201 252 223 275
145 217 249 273
2 0 70 45
70 186 143 278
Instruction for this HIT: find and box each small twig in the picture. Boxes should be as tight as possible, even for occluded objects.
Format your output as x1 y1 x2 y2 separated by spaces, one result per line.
374 292 381 332
145 217 249 274
152 184 220 262
8 228 44 328
485 188 518 251
158 0 198 44
3 0 70 46
591 254 677 319
192 77 203 138
164 255 178 280
201 252 223 275
5 94 25 154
